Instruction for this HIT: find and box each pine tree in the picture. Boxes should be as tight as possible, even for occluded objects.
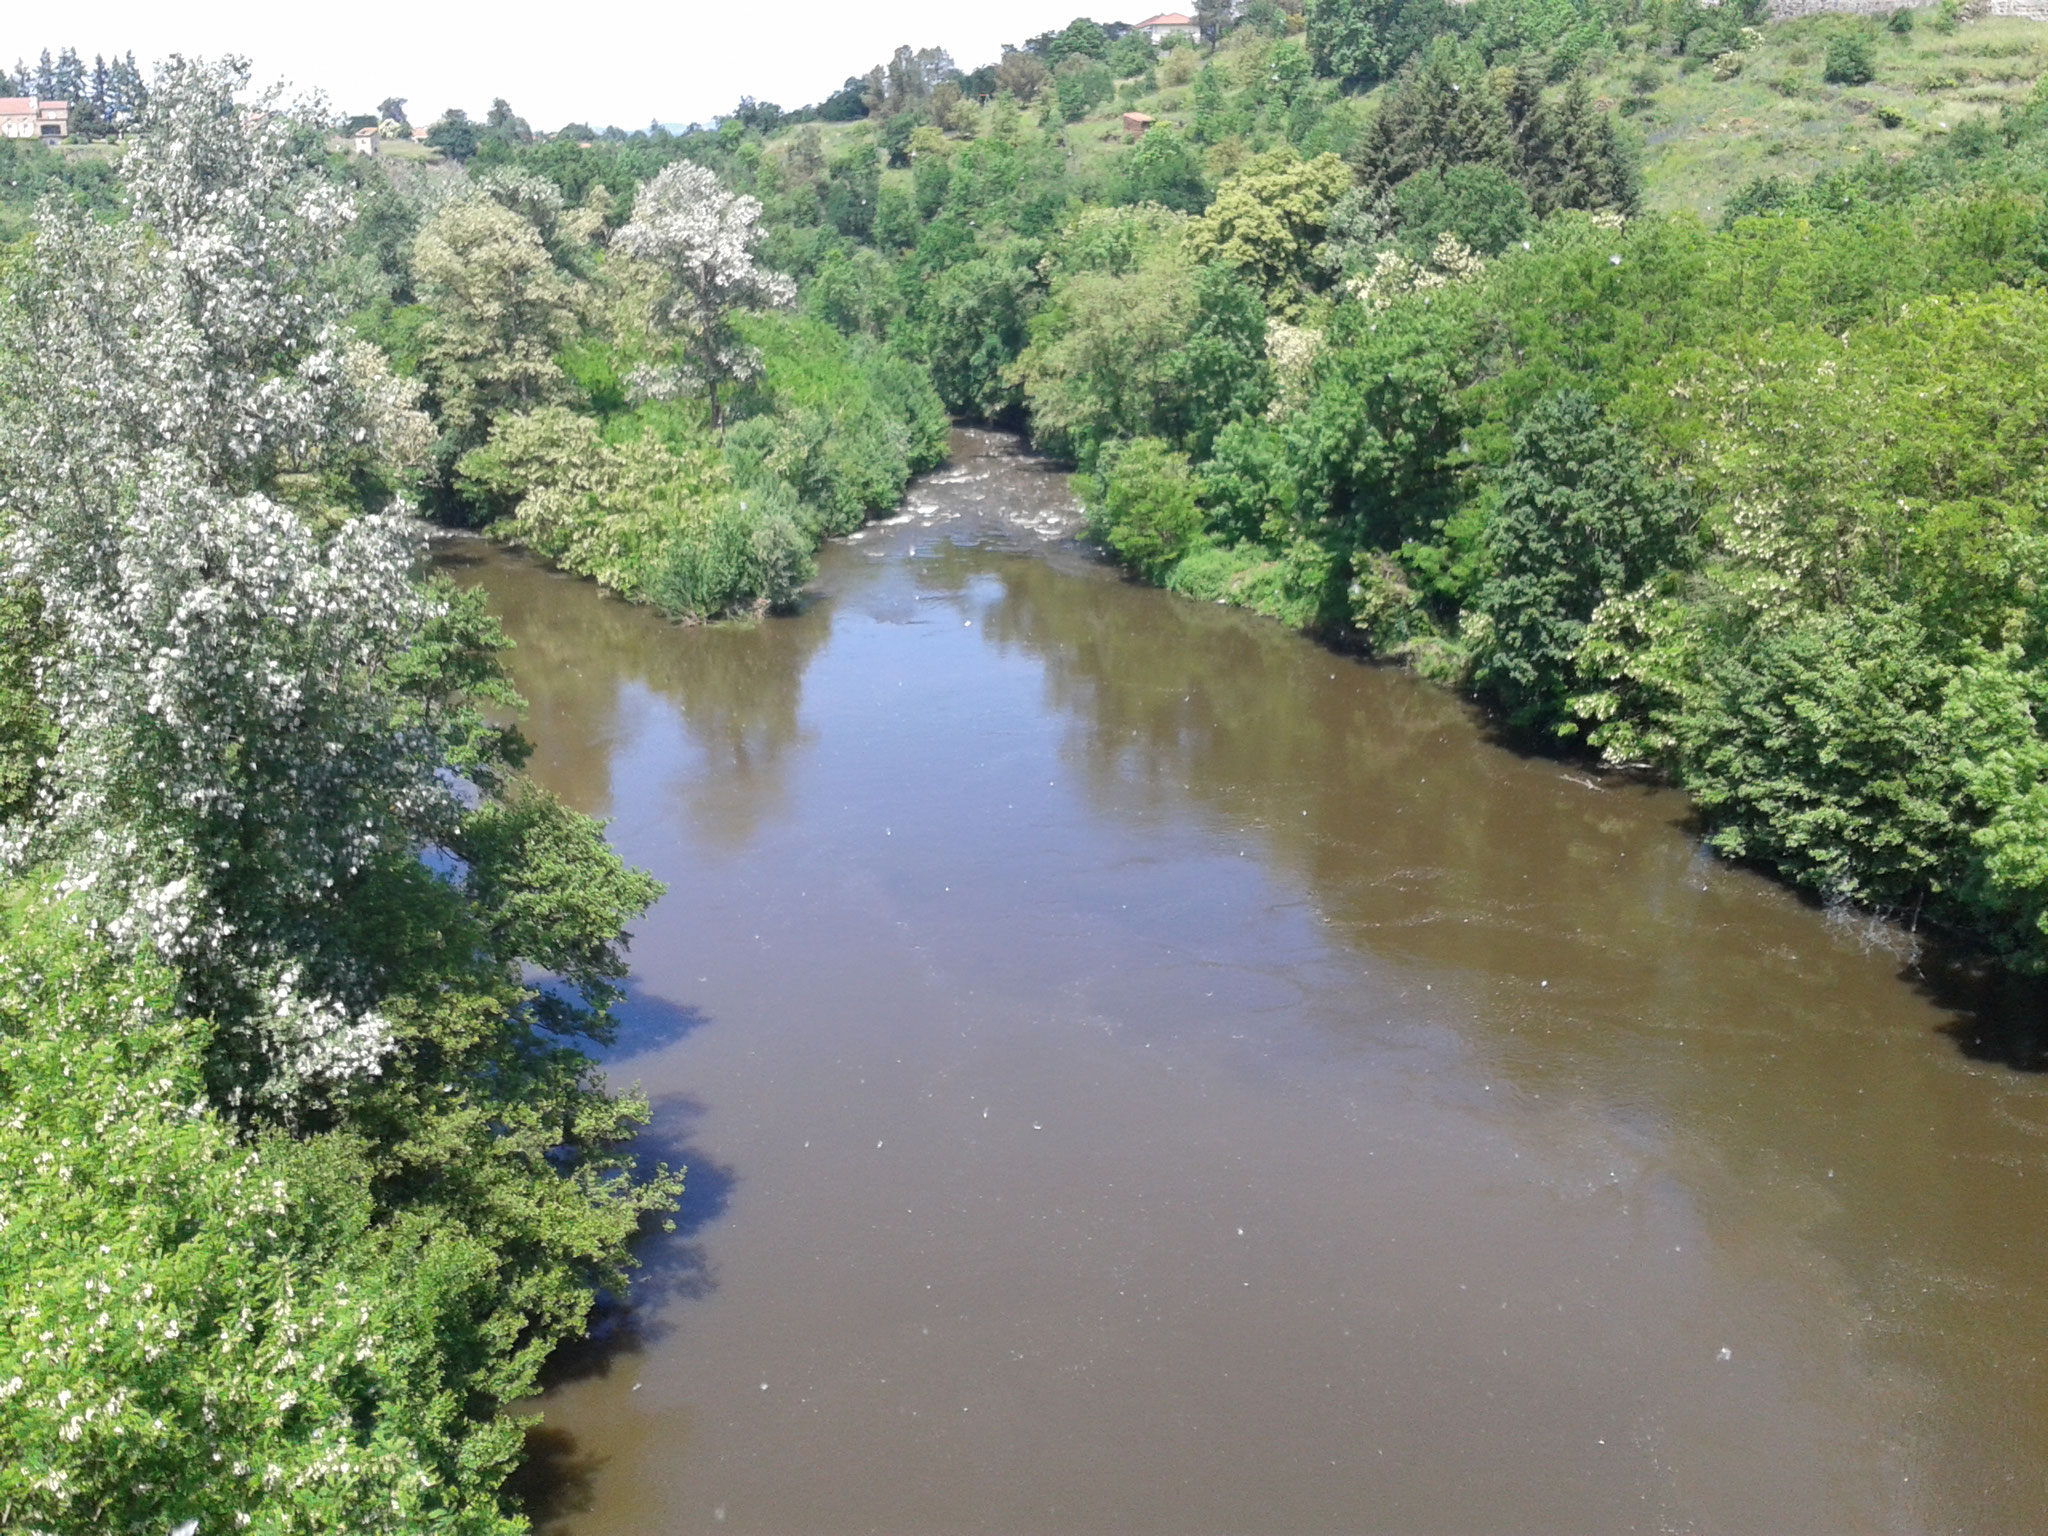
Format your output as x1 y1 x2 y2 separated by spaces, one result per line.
112 53 147 123
86 54 110 138
54 47 85 103
1501 62 1546 174
1533 75 1640 216
1353 47 1513 199
34 49 54 99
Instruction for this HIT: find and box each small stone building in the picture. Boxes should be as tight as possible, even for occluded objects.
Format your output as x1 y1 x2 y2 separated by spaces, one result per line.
0 97 70 144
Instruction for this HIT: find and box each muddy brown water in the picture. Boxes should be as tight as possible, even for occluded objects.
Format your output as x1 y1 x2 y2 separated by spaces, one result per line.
442 430 2048 1536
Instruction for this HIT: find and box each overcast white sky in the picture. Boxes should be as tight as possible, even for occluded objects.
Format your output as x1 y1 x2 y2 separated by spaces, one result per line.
3 0 1122 130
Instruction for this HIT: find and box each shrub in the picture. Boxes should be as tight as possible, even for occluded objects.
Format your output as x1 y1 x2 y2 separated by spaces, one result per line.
1824 33 1877 86
647 490 814 618
1081 437 1207 578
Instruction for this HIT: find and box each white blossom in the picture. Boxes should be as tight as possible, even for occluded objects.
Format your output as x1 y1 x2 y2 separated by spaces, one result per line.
0 57 462 1104
610 161 795 425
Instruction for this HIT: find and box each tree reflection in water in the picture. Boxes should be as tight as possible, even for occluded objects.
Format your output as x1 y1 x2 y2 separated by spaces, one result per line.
437 537 832 854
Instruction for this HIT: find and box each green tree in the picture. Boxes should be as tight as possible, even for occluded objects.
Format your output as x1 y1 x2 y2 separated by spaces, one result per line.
1190 61 1233 143
482 96 533 146
1108 31 1157 78
1526 74 1642 217
1473 392 1693 735
1352 43 1515 201
1393 162 1531 254
413 195 582 457
996 49 1053 104
1056 57 1116 121
426 107 479 160
1015 208 1272 465
0 65 681 1534
1674 603 1963 910
1190 149 1354 312
1306 0 1389 89
912 251 1038 418
1082 436 1206 577
1049 17 1112 64
1197 0 1237 45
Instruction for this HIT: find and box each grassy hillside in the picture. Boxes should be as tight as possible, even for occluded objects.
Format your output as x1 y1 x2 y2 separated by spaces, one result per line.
1599 14 2048 214
816 11 2048 217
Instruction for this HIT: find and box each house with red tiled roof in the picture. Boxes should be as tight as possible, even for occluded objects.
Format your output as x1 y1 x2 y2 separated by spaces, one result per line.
1132 12 1201 41
0 97 70 144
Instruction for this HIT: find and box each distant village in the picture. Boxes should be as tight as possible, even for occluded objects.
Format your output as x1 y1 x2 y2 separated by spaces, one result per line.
2 17 1211 154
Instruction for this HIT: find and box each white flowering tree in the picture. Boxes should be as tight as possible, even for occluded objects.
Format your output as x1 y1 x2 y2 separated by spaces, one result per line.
0 61 679 1530
610 160 796 429
0 57 456 1104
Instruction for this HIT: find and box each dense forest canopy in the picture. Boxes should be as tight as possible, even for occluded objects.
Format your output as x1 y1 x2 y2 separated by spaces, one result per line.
8 1 2048 1529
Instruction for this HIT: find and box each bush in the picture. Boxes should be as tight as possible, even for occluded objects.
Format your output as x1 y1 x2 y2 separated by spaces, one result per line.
1114 122 1210 212
1081 437 1207 578
647 490 814 618
1824 32 1878 85
1057 58 1116 122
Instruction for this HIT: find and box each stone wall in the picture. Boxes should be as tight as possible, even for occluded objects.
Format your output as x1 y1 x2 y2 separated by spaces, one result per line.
1762 0 2048 18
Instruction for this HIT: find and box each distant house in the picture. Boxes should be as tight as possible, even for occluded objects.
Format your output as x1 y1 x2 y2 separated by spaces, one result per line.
1132 12 1201 42
0 97 70 144
351 125 380 156
1122 111 1155 138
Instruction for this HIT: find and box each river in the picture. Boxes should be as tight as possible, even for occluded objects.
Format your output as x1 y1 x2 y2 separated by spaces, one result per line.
443 429 2048 1535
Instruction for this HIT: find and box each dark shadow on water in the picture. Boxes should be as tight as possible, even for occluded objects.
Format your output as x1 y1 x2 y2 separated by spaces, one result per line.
512 1078 736 1528
535 1094 736 1395
503 1423 600 1534
602 984 712 1061
1916 945 2048 1073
